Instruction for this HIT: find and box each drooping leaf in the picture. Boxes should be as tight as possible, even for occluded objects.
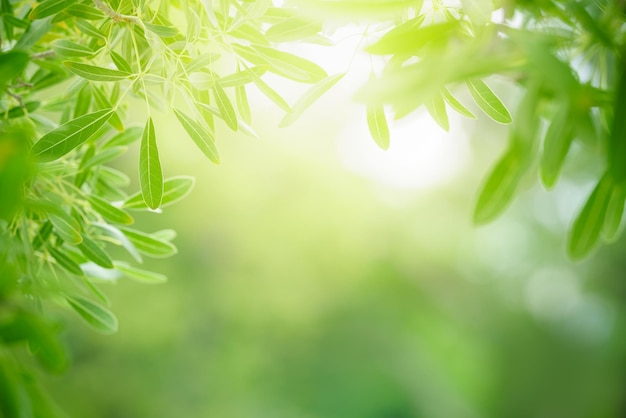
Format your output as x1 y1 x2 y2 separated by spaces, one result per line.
466 79 512 124
473 149 525 224
88 195 133 225
66 295 118 334
118 227 178 258
77 236 113 268
568 173 614 259
368 20 457 56
29 0 73 20
139 117 163 209
109 50 132 73
265 16 321 42
51 39 96 58
425 92 449 131
213 82 238 131
31 109 113 162
114 262 167 284
0 51 29 93
366 103 390 150
235 85 251 124
49 213 82 245
64 61 132 82
540 106 574 189
123 176 195 209
173 109 220 163
49 247 83 276
280 73 344 128
602 183 626 243
442 87 476 119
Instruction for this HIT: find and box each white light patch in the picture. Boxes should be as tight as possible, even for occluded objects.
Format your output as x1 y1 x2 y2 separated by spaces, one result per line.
337 113 470 190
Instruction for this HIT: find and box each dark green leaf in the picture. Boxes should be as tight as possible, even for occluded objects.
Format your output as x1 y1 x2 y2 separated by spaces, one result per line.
77 236 113 268
49 247 84 276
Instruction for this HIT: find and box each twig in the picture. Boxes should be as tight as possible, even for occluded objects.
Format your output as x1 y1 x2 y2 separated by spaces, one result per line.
92 0 144 27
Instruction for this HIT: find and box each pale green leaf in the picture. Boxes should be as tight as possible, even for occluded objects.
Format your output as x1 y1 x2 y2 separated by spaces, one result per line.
114 262 167 284
280 73 344 127
123 176 196 209
64 61 132 82
77 236 113 268
118 227 178 258
66 295 118 334
442 87 476 119
466 79 512 124
139 118 163 209
88 195 133 225
31 109 113 162
213 82 238 131
173 109 220 163
425 93 449 131
367 104 390 150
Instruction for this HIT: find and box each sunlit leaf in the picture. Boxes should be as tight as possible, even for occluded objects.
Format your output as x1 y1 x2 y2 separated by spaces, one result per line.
442 87 476 119
77 236 113 268
235 85 251 124
139 118 163 209
540 106 574 189
88 195 133 225
425 93 449 131
114 262 167 284
173 109 220 163
368 20 457 56
280 73 344 128
466 79 512 124
123 176 196 209
49 247 83 276
118 227 178 258
49 213 82 245
31 109 113 162
265 16 321 42
366 103 390 150
29 0 73 19
64 61 132 82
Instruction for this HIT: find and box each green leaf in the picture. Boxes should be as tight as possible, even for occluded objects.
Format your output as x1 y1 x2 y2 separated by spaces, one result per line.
114 262 167 284
118 227 178 258
49 247 83 276
602 183 626 243
144 22 180 38
139 118 163 209
173 109 220 163
88 195 133 225
29 0 74 20
279 73 344 127
185 53 221 74
77 236 113 268
76 19 105 38
240 45 327 83
49 213 82 245
466 79 512 124
91 86 124 131
213 82 238 131
425 93 449 131
66 295 118 334
123 176 195 209
540 107 574 189
235 85 251 124
265 16 321 42
31 109 113 162
442 87 476 119
366 103 390 150
109 50 133 73
473 150 524 224
65 3 104 20
3 101 41 119
51 39 96 58
219 66 266 87
0 51 29 93
64 61 132 82
246 65 291 112
103 125 143 148
568 173 614 259
92 223 142 263
368 20 457 55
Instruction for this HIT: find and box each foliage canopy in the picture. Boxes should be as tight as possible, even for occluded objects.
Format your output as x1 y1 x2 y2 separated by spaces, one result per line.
0 0 624 415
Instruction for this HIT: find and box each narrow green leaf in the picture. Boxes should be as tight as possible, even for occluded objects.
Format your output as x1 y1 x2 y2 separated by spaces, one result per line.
65 3 104 20
92 223 142 263
425 93 449 131
88 195 133 225
253 45 327 83
219 66 266 87
31 109 113 162
3 101 41 119
77 236 113 268
123 176 195 209
265 16 321 42
29 0 73 20
473 150 524 224
64 61 132 82
76 19 105 38
185 53 221 74
602 183 626 243
144 22 180 38
49 247 83 276
103 125 143 148
114 262 167 284
368 20 457 55
213 82 238 131
0 51 29 93
540 107 574 189
466 79 512 124
118 227 177 258
49 213 82 245
367 104 390 150
442 87 476 119
246 66 291 112
235 85 251 124
568 173 614 259
139 118 163 209
173 109 220 163
52 39 96 58
279 73 344 127
109 50 132 73
66 295 118 334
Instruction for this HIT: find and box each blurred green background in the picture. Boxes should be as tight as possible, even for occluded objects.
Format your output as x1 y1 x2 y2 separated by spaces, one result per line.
41 75 626 418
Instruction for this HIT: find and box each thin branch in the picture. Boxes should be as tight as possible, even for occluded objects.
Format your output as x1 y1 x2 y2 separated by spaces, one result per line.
92 0 144 27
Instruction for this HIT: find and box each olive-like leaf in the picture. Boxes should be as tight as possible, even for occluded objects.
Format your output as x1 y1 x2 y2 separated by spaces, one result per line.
31 109 113 162
123 176 195 209
66 295 118 334
49 213 82 245
425 93 449 131
213 82 238 131
466 79 512 124
49 247 83 276
29 0 73 19
118 227 177 258
279 73 344 127
442 87 476 119
173 109 220 163
77 236 113 269
540 107 574 189
602 183 626 243
366 104 390 150
568 173 614 259
114 262 167 284
64 61 132 82
139 118 163 209
88 195 133 225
